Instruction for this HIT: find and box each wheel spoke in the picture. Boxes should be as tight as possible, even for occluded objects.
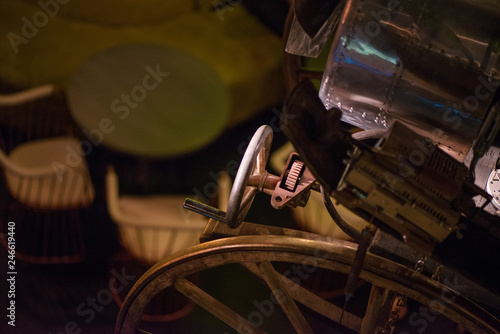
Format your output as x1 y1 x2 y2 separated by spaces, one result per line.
360 285 390 334
240 187 258 213
241 262 365 333
174 278 267 334
255 147 267 174
258 261 314 334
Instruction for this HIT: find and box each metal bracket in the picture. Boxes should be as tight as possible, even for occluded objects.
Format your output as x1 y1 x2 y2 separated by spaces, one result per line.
270 153 318 209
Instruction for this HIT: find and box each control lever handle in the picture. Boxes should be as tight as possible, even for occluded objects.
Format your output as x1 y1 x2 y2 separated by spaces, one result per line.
183 198 227 223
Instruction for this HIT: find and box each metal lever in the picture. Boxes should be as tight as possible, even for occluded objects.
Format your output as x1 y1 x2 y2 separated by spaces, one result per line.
183 198 227 223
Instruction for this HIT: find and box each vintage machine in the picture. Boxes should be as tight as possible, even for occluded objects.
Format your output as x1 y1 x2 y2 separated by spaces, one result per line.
115 1 500 333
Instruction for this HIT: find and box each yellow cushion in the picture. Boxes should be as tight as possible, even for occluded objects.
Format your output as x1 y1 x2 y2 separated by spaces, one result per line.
0 1 285 126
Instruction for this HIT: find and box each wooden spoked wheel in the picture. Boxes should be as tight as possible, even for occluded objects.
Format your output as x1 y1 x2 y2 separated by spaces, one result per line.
115 234 499 334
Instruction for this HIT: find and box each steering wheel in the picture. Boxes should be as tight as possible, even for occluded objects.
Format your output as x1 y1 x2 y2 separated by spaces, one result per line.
226 125 274 228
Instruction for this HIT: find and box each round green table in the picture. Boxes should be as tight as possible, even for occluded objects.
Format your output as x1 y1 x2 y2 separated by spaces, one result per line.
68 44 230 158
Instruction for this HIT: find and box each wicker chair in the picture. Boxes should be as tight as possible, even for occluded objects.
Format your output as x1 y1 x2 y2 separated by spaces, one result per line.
105 164 209 321
0 85 95 263
105 165 208 265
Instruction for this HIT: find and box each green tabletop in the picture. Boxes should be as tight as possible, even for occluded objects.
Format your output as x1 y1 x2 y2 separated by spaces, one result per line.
68 44 230 158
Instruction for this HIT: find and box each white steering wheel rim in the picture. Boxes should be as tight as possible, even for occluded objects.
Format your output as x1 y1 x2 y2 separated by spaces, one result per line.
226 125 273 228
